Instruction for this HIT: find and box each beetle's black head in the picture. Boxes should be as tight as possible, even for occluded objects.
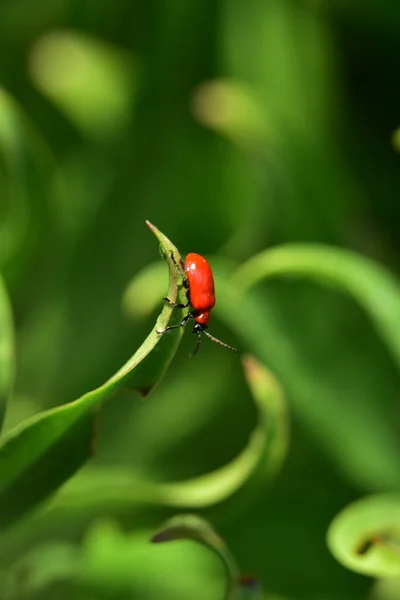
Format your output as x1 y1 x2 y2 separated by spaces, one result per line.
193 322 207 334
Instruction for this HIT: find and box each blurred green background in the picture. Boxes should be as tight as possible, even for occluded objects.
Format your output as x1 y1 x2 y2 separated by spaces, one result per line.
2 0 400 598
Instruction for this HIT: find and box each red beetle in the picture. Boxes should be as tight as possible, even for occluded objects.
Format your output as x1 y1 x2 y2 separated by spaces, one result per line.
157 252 238 356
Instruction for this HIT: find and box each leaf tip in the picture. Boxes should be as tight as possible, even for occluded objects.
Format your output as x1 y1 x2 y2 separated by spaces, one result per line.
150 531 168 544
150 525 185 544
145 219 156 232
241 353 259 376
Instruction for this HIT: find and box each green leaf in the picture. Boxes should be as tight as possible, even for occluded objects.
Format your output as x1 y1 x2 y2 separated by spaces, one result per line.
152 514 241 600
0 88 57 276
233 243 400 368
370 576 400 600
0 221 185 530
0 273 14 431
327 494 400 577
79 520 224 599
192 79 272 149
210 245 400 490
3 542 80 599
42 355 287 515
152 515 265 599
29 31 136 140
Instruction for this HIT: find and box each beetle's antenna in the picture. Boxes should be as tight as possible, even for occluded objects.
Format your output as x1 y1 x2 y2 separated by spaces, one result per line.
202 330 239 353
189 333 203 358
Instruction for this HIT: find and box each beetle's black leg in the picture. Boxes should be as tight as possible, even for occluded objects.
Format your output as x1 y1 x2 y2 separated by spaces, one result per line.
156 312 194 334
163 297 189 309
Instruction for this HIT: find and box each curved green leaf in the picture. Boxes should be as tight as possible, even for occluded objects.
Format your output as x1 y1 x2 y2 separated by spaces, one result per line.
0 221 185 529
152 515 264 600
152 514 240 600
0 273 14 431
233 244 400 367
0 88 62 278
370 576 400 600
327 494 400 577
208 246 400 490
44 355 287 514
0 88 33 271
80 520 224 599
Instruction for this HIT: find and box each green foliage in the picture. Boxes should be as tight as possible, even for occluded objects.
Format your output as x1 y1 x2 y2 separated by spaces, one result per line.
327 494 400 578
1 0 400 598
152 514 241 599
20 352 287 518
0 273 14 429
0 222 184 529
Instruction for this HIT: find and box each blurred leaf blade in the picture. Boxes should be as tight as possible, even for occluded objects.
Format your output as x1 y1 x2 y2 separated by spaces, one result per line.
46 355 288 515
29 30 136 140
0 87 57 276
241 354 289 483
0 87 31 270
211 262 400 491
192 79 273 149
232 246 400 489
327 494 400 577
233 244 400 368
0 273 14 431
0 221 184 529
79 520 224 599
148 354 288 507
152 514 240 600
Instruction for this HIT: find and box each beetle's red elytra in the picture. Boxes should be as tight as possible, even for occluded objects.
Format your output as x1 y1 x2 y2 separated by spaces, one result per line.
157 252 239 356
186 253 215 325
